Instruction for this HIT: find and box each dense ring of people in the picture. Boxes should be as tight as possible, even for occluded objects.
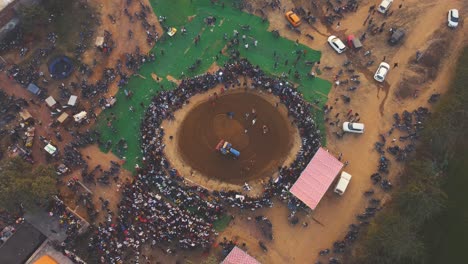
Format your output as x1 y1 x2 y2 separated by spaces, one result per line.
88 59 322 262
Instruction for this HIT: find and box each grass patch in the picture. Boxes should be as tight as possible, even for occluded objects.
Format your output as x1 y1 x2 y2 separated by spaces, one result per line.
213 214 232 232
96 0 331 171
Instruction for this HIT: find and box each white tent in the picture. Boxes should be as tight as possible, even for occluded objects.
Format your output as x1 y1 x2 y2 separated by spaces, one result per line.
44 144 57 155
68 95 78 106
73 111 87 122
45 96 57 108
95 36 104 47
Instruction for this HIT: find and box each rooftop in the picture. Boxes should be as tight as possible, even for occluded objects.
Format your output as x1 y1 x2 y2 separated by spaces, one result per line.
0 221 46 264
0 0 15 12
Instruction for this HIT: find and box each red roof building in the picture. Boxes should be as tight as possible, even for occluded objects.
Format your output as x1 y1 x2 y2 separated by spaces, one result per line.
221 246 261 264
290 147 344 210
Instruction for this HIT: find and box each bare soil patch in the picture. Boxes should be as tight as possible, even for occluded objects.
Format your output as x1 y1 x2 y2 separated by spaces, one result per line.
162 85 301 194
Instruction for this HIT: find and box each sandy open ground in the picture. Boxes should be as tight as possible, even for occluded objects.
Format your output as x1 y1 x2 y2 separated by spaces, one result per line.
162 84 301 196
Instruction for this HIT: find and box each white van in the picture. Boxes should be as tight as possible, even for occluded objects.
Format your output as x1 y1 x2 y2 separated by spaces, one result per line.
334 172 352 195
378 0 393 14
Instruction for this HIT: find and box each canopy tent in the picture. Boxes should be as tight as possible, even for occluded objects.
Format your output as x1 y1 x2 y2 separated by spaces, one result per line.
19 109 32 120
67 95 78 106
44 144 57 155
56 113 69 124
95 36 104 47
290 147 343 210
27 83 41 95
33 255 58 264
221 246 260 264
45 96 57 108
73 111 87 122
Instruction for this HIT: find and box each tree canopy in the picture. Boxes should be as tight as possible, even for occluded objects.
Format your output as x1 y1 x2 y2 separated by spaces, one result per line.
0 157 57 211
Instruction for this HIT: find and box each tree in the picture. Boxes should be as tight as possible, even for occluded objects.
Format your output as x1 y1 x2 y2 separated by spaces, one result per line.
358 213 426 264
0 157 57 211
17 4 48 31
397 180 447 226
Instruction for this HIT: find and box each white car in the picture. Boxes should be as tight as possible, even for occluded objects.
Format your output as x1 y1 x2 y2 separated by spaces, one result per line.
327 35 347 54
374 62 390 82
448 9 459 28
342 122 364 134
378 0 393 14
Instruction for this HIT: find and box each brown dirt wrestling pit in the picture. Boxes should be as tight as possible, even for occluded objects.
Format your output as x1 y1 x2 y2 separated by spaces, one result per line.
162 85 301 195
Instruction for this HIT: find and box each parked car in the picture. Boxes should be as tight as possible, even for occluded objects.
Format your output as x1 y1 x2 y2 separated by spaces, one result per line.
285 11 301 27
448 9 459 28
374 62 390 82
378 0 393 14
388 28 405 45
328 35 347 54
334 172 352 195
342 122 365 133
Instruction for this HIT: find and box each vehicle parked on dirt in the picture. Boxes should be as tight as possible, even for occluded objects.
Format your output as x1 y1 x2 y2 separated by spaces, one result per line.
56 164 70 176
378 0 393 14
342 122 365 134
388 28 405 45
285 11 301 27
448 9 459 28
374 62 390 82
335 171 352 195
328 35 347 54
347 35 363 50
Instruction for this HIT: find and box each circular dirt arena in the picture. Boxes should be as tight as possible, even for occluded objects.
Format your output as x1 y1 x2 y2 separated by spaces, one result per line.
163 87 301 192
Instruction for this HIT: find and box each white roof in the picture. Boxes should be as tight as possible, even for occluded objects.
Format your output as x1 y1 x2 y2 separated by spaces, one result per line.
44 144 57 155
0 0 14 11
45 96 57 107
95 36 104 46
335 171 352 193
68 95 78 106
73 111 87 122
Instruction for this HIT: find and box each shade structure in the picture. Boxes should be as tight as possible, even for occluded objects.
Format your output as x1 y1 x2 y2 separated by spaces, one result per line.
27 83 41 95
33 255 58 264
290 147 343 210
48 56 73 79
221 246 260 264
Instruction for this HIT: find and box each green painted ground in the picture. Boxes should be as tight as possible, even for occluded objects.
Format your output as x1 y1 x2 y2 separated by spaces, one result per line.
96 0 331 171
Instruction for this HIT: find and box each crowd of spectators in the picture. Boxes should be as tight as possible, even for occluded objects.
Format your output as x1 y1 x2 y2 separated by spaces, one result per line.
89 59 322 262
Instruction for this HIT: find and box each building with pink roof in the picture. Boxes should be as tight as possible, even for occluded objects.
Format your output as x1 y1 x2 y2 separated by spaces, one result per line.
221 246 261 264
290 147 344 210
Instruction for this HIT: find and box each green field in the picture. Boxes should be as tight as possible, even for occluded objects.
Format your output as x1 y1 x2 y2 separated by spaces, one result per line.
96 0 331 171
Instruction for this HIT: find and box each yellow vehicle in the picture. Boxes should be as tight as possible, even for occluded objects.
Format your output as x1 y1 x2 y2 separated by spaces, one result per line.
167 27 177 37
285 11 301 27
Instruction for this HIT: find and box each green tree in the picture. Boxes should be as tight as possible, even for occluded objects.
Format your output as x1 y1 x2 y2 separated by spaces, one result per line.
397 180 447 226
0 157 57 211
359 213 425 264
17 4 48 31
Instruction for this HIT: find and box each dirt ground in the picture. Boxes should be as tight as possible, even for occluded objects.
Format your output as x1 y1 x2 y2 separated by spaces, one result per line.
163 85 301 195
178 91 292 184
